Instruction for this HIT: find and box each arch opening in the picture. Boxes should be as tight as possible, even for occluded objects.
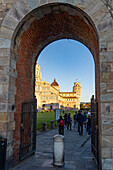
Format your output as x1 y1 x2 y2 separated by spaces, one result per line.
35 38 95 131
12 3 99 166
36 38 95 112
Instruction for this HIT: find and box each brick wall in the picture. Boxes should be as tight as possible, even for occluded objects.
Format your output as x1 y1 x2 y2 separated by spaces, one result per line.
13 9 98 163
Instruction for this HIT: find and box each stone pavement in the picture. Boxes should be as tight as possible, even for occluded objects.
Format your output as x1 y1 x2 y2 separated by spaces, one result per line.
12 125 98 170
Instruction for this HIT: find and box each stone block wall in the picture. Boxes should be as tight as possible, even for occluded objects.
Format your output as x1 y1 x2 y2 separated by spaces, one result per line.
0 0 113 169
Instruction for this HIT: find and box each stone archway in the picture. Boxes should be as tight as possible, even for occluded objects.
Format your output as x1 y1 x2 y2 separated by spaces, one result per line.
0 0 113 169
13 3 99 165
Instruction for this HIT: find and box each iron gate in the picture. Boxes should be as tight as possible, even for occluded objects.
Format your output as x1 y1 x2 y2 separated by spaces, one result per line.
20 97 37 160
91 95 98 164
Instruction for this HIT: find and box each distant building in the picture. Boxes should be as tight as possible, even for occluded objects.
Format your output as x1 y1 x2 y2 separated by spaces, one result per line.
35 62 81 111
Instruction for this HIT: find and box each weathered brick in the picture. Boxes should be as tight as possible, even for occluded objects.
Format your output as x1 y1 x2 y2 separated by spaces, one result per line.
0 121 7 132
8 6 23 22
0 26 14 39
100 93 113 102
14 0 30 17
100 62 111 72
38 0 49 6
7 121 15 131
2 15 18 30
108 42 113 51
102 158 113 170
100 51 113 62
0 112 8 122
97 18 113 32
0 38 11 48
25 0 39 10
0 57 10 66
0 48 10 57
0 94 8 102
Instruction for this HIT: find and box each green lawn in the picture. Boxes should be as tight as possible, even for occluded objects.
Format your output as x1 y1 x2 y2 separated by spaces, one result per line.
36 110 77 130
37 111 55 130
61 110 77 119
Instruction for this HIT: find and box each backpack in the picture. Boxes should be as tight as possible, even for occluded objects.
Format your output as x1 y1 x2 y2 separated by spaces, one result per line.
59 120 64 126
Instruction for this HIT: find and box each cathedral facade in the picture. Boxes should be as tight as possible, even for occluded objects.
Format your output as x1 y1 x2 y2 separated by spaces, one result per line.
35 62 81 111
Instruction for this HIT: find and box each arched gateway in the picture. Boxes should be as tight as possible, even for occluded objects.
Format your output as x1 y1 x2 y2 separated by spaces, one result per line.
0 0 113 169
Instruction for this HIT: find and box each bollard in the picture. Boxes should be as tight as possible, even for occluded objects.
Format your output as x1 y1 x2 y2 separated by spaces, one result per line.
53 134 64 166
42 122 47 131
51 121 54 129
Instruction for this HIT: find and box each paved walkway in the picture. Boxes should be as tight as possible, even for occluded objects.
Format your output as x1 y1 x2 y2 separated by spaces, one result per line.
13 125 98 170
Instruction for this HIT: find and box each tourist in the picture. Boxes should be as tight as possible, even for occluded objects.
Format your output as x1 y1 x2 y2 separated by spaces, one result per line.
73 112 77 128
87 113 91 135
83 111 88 132
76 110 84 135
67 113 72 130
58 116 64 135
63 112 67 126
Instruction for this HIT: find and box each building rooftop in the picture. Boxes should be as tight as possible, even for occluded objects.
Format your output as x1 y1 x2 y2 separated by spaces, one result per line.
51 79 59 86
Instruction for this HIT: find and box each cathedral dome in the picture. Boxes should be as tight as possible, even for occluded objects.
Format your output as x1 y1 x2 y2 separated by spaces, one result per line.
51 79 59 86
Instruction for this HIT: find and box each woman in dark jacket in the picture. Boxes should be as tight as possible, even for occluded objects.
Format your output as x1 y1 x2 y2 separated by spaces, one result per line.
67 113 72 130
58 116 64 135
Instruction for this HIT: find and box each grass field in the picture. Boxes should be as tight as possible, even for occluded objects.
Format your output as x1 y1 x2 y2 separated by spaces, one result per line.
37 111 55 130
61 110 77 118
36 110 77 130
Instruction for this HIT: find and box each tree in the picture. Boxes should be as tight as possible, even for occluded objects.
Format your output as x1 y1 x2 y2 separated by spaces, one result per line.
80 104 84 109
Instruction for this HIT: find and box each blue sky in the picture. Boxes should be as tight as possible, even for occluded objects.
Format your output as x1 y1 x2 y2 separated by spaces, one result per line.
37 39 95 102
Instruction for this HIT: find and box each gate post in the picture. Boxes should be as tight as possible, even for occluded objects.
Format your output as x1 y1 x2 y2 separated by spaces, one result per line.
51 121 54 129
91 95 98 165
42 122 47 131
0 137 7 170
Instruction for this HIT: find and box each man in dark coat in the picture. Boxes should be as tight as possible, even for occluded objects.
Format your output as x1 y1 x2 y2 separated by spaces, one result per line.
76 110 84 135
73 112 77 128
63 112 67 126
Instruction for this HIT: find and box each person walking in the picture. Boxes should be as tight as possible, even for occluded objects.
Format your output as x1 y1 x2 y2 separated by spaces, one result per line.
67 113 72 130
73 112 77 128
83 111 88 132
63 112 67 126
76 110 84 135
87 113 91 135
58 116 64 135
